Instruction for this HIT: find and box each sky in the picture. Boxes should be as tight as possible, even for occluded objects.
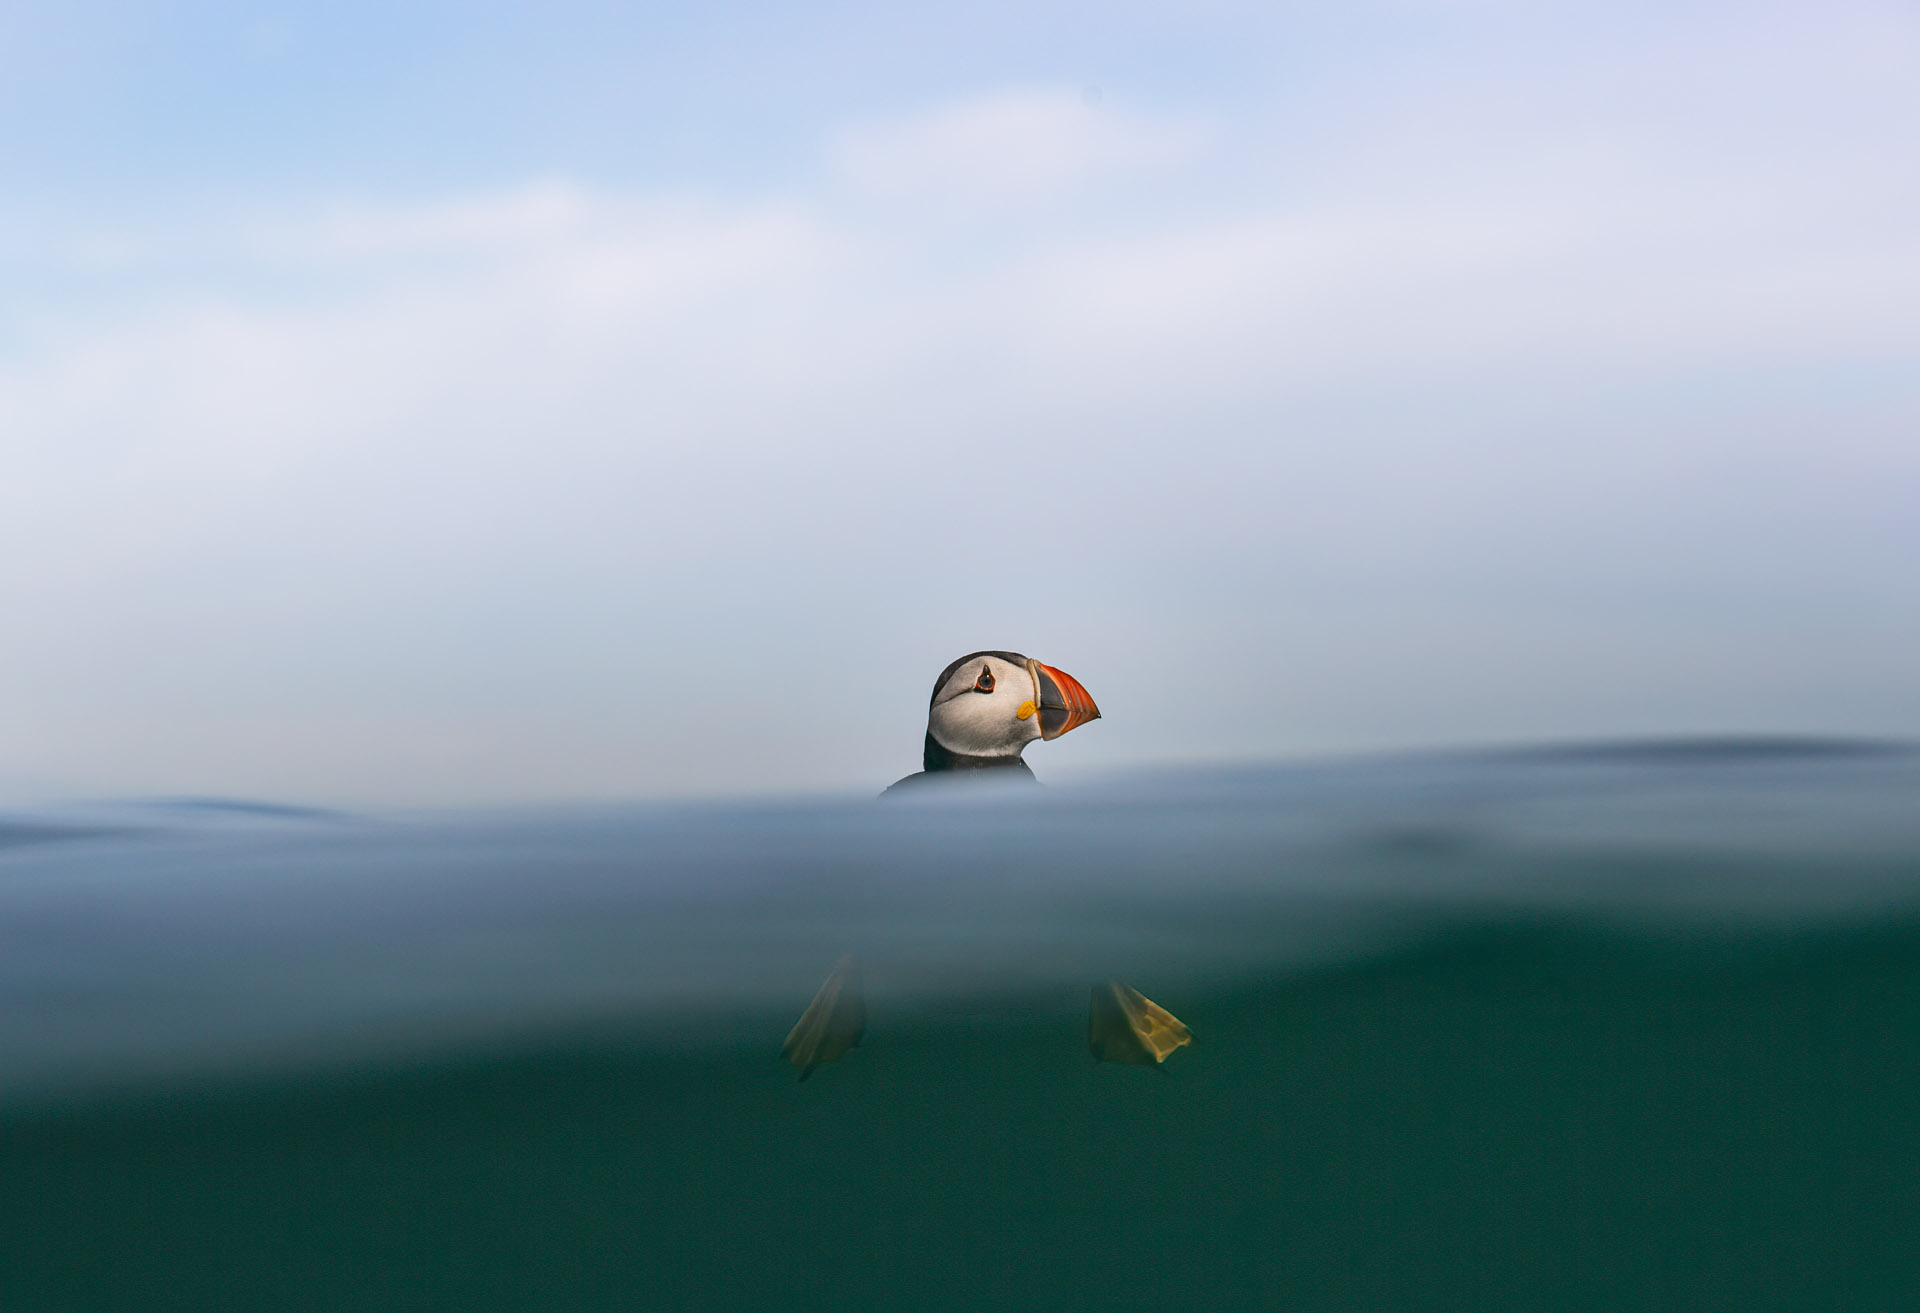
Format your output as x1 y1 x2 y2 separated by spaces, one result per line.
3 0 1917 804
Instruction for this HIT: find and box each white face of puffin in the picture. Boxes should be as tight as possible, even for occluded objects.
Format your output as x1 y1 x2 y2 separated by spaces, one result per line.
926 653 1102 759
927 654 1045 759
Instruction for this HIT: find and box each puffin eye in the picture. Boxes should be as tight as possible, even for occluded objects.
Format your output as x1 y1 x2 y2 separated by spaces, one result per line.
973 666 996 693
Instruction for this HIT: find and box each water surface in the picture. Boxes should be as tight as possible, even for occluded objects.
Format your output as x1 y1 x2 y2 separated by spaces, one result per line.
3 743 1917 1309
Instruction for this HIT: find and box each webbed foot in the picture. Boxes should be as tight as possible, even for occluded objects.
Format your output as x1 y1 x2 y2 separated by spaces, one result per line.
781 955 866 1080
1087 981 1193 1066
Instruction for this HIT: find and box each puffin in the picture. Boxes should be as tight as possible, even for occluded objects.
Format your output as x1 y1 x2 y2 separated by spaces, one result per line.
780 651 1194 1078
880 650 1102 792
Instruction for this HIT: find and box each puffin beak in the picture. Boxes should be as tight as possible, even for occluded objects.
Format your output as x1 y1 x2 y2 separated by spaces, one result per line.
1029 660 1101 741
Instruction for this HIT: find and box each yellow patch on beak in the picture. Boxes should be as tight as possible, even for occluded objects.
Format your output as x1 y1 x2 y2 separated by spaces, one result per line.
1016 700 1036 721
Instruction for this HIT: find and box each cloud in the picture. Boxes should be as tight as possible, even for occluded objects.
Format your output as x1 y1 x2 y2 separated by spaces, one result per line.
829 87 1207 210
262 180 599 260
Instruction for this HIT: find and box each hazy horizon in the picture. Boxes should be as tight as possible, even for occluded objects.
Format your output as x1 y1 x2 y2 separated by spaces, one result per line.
5 0 1916 805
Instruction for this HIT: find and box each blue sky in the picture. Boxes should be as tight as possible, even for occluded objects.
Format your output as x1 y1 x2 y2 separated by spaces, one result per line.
3 0 1917 803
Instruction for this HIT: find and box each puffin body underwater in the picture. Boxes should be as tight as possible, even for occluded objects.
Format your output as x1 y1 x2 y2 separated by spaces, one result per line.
779 650 1194 1079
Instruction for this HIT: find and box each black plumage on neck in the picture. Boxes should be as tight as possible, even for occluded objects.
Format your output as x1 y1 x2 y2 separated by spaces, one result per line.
923 733 1035 776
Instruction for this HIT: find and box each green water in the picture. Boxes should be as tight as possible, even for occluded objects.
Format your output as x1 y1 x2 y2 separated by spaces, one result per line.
3 748 1917 1308
5 921 1916 1311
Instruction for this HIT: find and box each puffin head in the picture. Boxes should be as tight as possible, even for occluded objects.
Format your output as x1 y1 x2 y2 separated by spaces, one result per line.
923 650 1100 769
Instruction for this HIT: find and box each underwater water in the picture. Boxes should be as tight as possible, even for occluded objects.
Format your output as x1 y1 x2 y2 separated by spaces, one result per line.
2 742 1917 1310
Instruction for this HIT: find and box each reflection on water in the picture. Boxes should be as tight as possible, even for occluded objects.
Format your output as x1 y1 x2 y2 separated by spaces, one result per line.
2 742 1917 1309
